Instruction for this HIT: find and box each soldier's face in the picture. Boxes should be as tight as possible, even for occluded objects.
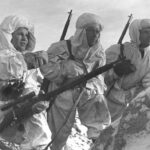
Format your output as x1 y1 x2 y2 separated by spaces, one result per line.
139 28 150 48
86 24 101 47
11 27 29 52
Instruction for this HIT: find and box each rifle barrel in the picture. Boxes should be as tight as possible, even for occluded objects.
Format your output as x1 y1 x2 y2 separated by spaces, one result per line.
118 14 133 44
60 10 72 41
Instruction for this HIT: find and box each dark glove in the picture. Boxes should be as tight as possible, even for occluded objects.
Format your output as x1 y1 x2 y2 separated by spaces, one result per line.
2 80 25 100
0 100 33 133
14 101 34 122
113 60 136 77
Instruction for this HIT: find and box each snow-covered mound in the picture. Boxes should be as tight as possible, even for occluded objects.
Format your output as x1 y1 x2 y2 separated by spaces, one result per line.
91 88 150 150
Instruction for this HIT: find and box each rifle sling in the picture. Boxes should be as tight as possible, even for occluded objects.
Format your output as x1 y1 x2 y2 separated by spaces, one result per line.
66 40 75 60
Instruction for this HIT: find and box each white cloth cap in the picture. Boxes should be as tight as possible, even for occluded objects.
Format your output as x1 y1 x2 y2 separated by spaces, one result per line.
0 15 34 51
129 19 150 46
70 13 104 62
76 13 103 30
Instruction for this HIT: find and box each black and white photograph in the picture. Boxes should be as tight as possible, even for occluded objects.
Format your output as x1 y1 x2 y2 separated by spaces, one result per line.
0 0 150 150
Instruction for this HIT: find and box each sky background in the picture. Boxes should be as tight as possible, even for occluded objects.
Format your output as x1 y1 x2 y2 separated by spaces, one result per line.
0 0 150 51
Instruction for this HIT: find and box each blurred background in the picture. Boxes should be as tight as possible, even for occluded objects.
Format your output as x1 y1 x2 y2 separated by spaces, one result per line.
1 0 150 51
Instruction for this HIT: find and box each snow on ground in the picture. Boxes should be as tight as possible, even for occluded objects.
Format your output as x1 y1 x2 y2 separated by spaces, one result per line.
65 120 92 150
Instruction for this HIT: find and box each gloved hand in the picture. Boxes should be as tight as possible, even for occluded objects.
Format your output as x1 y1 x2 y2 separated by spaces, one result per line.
34 51 48 67
62 60 84 78
32 101 49 114
113 59 136 77
23 52 37 69
61 60 85 86
23 51 48 69
26 32 36 51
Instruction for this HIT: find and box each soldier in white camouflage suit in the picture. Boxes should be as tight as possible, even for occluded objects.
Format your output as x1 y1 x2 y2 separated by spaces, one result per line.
92 19 150 150
0 15 51 150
